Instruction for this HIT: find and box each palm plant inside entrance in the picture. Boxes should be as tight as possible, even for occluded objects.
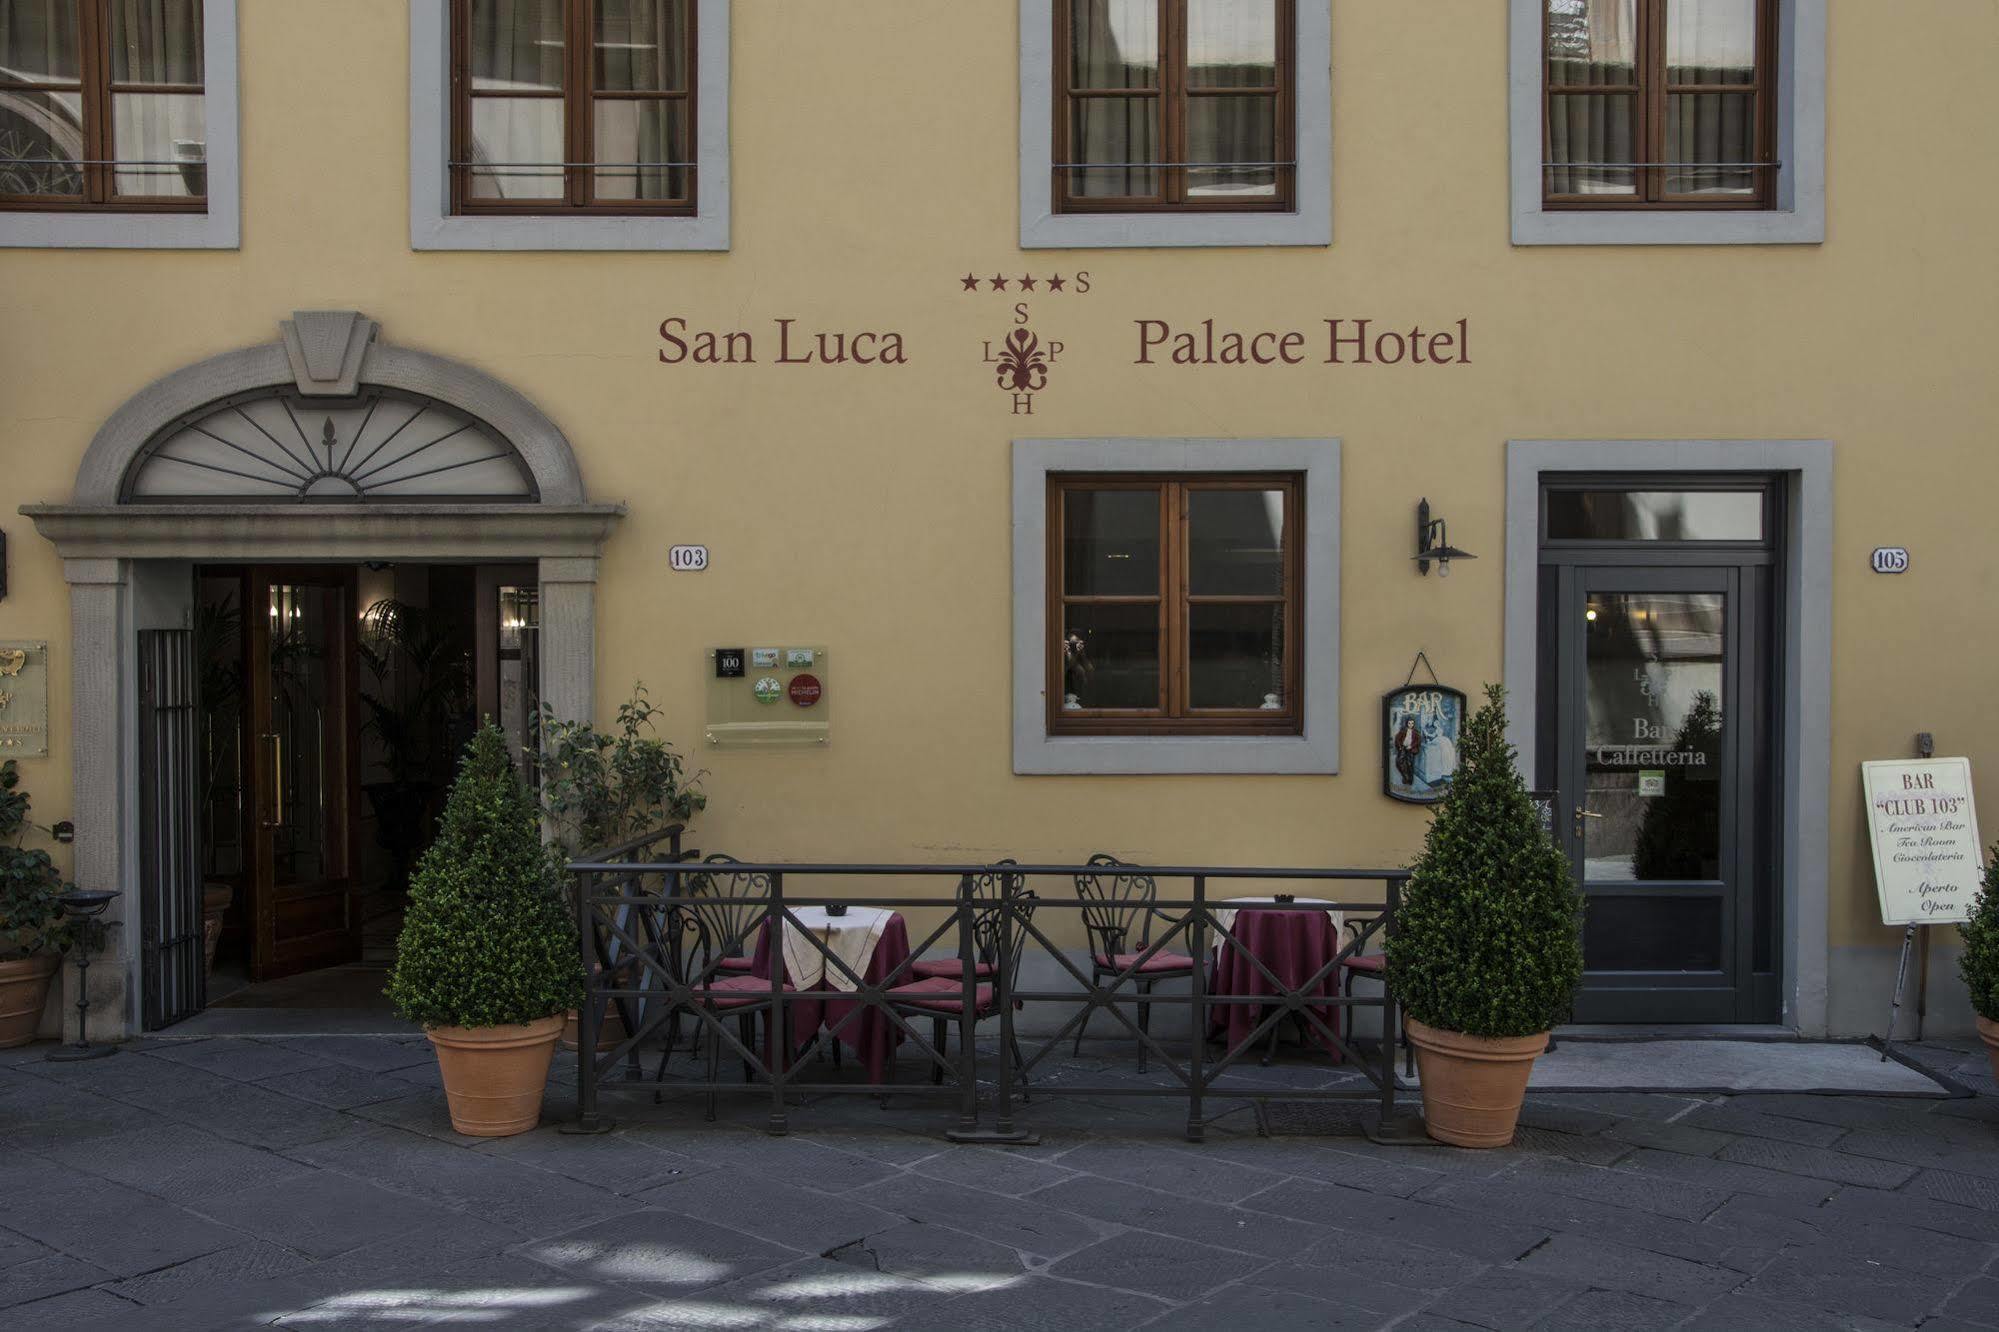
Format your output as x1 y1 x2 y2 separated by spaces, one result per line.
358 598 472 892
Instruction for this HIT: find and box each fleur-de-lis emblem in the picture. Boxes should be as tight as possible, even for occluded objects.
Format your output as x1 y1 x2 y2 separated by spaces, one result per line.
0 649 24 677
995 328 1049 394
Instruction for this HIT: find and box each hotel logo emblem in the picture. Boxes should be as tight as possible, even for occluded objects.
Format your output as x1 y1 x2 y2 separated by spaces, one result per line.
993 327 1053 415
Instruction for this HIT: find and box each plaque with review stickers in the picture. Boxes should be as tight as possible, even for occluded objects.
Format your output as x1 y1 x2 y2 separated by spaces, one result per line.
706 646 830 749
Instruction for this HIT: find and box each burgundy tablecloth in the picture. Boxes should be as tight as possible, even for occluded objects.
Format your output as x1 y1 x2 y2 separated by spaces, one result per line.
1207 907 1345 1060
750 914 911 1083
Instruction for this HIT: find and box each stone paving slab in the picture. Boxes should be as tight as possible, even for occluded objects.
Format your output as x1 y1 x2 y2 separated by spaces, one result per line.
0 1034 1994 1329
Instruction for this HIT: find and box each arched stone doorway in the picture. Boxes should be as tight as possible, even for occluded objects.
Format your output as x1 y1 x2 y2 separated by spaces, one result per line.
22 312 622 1038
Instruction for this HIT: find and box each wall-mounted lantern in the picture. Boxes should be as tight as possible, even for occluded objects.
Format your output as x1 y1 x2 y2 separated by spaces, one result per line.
1414 499 1477 578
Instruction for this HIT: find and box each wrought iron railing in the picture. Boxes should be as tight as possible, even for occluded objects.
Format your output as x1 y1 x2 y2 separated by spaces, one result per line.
567 846 1410 1145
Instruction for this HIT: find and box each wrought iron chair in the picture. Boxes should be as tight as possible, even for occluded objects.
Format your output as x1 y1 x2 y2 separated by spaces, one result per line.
1073 853 1196 1073
684 852 850 1073
1339 918 1413 1078
687 854 766 976
684 919 796 1122
657 854 803 1108
887 876 1037 1085
908 860 1019 981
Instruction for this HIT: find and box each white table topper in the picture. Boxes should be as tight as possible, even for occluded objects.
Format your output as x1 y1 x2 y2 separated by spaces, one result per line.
779 905 896 992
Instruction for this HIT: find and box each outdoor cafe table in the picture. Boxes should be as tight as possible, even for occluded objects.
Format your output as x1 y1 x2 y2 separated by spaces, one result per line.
1205 897 1348 1059
749 905 910 1082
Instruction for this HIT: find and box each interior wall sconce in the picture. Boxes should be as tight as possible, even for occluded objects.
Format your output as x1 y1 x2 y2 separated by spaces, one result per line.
1414 498 1477 578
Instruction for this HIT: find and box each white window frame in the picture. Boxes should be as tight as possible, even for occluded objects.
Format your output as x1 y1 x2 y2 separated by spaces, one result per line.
0 0 239 250
409 0 731 252
1013 437 1340 775
1018 0 1331 250
1510 0 1825 246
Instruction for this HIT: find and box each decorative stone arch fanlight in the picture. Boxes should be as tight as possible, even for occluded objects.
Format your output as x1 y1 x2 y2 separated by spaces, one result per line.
71 311 587 507
21 313 622 1041
29 311 619 564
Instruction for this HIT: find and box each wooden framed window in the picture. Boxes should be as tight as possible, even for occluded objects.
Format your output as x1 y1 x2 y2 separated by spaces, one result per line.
451 0 694 215
1049 474 1301 736
0 0 206 212
1054 0 1293 214
1543 0 1777 209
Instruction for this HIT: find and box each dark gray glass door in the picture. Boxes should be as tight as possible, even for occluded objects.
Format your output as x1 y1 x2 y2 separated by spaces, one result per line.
1553 563 1776 1023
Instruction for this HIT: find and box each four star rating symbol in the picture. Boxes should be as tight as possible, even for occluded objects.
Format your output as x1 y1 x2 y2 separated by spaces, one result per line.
962 272 1077 293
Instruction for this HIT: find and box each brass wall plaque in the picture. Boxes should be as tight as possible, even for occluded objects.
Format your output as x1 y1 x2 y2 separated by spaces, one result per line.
0 640 49 757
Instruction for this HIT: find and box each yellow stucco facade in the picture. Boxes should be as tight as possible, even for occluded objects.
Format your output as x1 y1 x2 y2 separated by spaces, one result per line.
2 1 1995 1038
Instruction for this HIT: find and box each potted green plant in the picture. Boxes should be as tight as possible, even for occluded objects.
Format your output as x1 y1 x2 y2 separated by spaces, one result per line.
387 724 582 1137
1959 852 1999 1081
1386 685 1584 1147
539 684 705 1053
537 683 705 857
0 761 70 1048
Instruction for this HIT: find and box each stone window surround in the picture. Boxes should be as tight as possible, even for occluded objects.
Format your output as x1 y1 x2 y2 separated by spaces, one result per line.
0 0 240 250
1501 438 1833 1036
1013 437 1340 775
409 0 732 252
20 313 622 1039
1018 0 1333 250
1509 0 1826 246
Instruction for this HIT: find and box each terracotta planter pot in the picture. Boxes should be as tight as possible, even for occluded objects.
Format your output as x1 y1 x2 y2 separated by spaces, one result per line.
426 1016 564 1137
1978 1016 1999 1084
202 884 233 974
0 954 59 1049
560 1003 627 1053
1406 1016 1549 1148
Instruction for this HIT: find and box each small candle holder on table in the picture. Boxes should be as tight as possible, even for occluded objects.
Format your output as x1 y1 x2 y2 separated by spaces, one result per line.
44 889 119 1063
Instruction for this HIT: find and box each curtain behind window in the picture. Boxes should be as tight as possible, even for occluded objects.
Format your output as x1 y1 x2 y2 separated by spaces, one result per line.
110 0 205 196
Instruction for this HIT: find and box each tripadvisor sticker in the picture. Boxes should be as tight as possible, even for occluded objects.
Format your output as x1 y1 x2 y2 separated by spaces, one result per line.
752 676 783 704
1638 769 1666 798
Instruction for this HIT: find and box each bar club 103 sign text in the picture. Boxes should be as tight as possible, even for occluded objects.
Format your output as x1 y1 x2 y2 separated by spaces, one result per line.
1862 758 1984 926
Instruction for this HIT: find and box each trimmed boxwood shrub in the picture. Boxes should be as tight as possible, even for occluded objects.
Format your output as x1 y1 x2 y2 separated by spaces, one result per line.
1959 853 1999 1023
387 725 583 1029
1386 684 1584 1039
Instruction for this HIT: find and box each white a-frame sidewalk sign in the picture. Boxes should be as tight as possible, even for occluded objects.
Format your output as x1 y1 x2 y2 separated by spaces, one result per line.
1862 757 1983 1056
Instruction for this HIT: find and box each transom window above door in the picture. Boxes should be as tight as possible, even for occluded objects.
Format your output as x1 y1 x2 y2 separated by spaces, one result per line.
1543 0 1776 209
0 0 208 212
452 0 694 214
1055 0 1293 214
1050 474 1301 736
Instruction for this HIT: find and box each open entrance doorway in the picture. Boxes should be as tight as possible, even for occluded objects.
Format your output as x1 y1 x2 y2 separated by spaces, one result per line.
187 562 540 1023
26 311 621 1041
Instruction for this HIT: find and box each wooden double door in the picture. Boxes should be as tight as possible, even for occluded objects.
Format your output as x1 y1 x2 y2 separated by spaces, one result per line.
240 566 361 981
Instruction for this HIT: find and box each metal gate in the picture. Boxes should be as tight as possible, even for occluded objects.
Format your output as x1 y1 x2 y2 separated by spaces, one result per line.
139 628 203 1030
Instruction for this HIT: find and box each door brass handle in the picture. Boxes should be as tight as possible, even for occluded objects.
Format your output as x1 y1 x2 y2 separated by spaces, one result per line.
1572 807 1604 839
259 732 283 829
